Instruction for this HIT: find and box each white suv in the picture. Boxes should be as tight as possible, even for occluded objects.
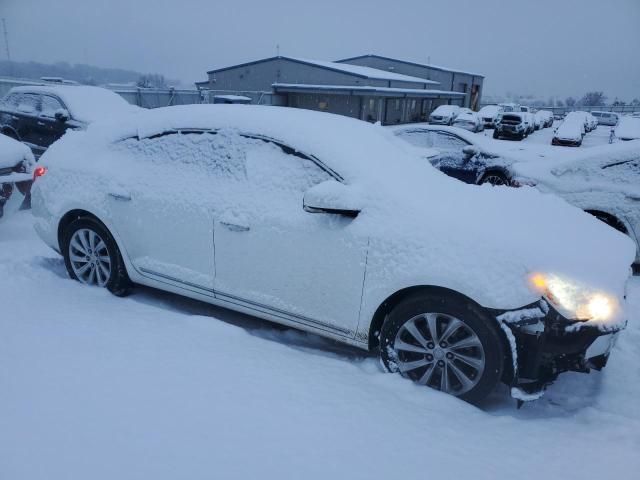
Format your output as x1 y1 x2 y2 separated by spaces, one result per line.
31 105 634 403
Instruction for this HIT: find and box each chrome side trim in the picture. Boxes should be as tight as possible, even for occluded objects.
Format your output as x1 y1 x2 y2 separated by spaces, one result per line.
138 267 351 337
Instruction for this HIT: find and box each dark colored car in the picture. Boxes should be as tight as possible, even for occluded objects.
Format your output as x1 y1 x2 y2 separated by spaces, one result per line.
493 113 527 140
0 85 138 158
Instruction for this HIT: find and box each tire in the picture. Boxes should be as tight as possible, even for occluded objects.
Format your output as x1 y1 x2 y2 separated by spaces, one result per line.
492 130 499 139
62 217 132 297
480 172 510 186
379 292 505 404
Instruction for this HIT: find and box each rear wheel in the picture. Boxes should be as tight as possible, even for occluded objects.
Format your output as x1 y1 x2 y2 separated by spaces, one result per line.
62 217 132 296
379 292 505 404
480 172 510 187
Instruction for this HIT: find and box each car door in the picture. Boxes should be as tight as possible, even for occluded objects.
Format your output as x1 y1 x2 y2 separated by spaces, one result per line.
212 132 368 337
106 131 221 292
429 131 479 184
39 95 71 148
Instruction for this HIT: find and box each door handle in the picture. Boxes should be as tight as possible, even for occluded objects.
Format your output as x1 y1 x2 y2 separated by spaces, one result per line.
108 192 131 201
220 221 250 232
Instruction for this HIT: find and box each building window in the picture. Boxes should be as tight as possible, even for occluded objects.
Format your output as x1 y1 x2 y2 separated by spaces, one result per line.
410 99 416 110
458 82 468 93
395 99 400 110
369 98 375 111
318 101 328 110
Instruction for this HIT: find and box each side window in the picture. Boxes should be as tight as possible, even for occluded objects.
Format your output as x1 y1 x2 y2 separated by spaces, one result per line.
41 96 65 118
431 132 470 150
1 93 19 110
244 138 332 196
16 93 40 115
395 130 434 148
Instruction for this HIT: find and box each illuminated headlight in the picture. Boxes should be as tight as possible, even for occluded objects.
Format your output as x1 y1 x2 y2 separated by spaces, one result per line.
530 273 618 323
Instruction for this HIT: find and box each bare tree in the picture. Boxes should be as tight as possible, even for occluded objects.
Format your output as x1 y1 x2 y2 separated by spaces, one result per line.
565 97 576 107
579 91 606 107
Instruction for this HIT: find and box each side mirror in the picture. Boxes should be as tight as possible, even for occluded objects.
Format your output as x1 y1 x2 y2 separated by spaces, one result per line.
303 180 362 217
54 109 70 122
462 145 479 159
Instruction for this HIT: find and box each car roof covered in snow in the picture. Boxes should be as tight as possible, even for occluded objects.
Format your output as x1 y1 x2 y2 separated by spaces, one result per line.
9 85 140 124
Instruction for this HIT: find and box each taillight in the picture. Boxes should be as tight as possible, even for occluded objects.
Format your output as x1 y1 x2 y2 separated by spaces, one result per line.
33 166 47 181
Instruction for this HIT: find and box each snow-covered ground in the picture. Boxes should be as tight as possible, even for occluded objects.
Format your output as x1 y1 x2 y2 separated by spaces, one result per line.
1 193 639 480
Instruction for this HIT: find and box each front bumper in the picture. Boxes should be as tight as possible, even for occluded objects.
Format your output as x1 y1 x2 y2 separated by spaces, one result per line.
495 300 623 397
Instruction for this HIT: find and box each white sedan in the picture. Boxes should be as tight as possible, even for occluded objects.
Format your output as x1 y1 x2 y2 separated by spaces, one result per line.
31 105 634 403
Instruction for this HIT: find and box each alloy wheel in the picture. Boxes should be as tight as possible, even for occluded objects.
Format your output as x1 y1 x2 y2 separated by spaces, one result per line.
68 228 112 287
393 313 486 396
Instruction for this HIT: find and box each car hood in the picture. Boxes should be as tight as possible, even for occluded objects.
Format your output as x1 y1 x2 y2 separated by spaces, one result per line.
353 169 634 317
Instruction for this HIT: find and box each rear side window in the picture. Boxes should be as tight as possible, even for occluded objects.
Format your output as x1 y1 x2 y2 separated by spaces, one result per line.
431 132 470 150
395 129 434 148
1 93 19 110
15 93 40 115
41 95 65 118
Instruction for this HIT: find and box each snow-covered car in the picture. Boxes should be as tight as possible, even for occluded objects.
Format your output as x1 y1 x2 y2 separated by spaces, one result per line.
0 133 35 218
510 141 640 266
612 117 640 142
535 110 554 129
452 111 484 132
428 105 460 125
478 105 503 129
493 112 528 140
0 85 140 157
591 111 619 126
552 117 585 146
565 111 593 133
31 105 635 403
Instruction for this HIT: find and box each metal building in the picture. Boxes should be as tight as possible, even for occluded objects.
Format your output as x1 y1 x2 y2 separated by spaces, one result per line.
337 54 484 111
196 56 474 124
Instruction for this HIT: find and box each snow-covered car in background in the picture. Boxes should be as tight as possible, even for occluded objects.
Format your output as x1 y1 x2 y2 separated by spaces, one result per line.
493 112 528 140
31 105 635 403
511 141 640 266
428 105 460 125
591 111 619 126
565 111 593 133
0 133 35 218
452 110 484 132
0 85 140 157
612 117 640 142
535 110 554 129
478 105 503 128
552 117 585 146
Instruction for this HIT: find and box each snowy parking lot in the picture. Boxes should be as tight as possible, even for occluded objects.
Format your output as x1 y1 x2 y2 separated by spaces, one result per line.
1 188 640 479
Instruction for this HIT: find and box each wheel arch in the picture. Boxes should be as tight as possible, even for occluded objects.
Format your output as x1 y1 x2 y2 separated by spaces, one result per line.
2 126 20 140
584 209 629 235
367 285 490 351
57 209 109 252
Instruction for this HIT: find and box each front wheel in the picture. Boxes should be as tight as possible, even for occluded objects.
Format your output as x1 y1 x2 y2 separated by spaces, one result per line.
62 217 132 296
379 292 505 404
480 172 510 186
492 130 499 139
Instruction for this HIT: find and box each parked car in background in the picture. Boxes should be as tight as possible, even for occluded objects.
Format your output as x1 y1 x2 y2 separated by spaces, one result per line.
31 104 635 403
552 116 585 146
591 111 619 126
0 85 139 157
478 105 503 129
452 110 484 132
498 102 518 113
428 105 461 125
535 110 554 128
0 133 34 218
493 112 528 140
612 117 640 142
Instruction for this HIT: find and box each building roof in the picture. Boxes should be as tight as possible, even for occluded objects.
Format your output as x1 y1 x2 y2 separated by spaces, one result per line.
272 83 465 98
207 56 439 85
336 54 485 78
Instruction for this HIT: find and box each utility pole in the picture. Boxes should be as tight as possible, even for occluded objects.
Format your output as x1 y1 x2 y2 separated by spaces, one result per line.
276 44 280 57
2 18 11 62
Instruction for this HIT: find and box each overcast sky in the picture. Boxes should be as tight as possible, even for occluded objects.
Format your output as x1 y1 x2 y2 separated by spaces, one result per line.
3 0 639 100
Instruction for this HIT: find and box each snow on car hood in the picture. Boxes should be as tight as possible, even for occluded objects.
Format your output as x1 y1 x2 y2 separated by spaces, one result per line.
0 133 35 169
40 105 635 313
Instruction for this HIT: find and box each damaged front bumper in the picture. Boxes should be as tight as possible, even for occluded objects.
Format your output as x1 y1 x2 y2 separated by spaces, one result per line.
493 300 623 400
